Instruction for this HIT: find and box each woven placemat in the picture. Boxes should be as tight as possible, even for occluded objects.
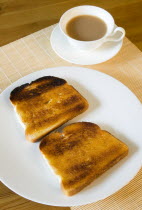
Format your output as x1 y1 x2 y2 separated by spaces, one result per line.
0 24 142 210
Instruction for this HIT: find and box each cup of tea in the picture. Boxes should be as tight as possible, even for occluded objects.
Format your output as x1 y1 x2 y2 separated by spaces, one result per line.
59 5 125 50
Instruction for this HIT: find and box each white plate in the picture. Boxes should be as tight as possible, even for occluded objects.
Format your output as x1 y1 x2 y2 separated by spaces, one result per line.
0 66 142 207
50 24 123 65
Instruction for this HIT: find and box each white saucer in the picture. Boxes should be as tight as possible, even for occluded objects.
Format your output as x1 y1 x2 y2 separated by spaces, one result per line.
50 24 123 65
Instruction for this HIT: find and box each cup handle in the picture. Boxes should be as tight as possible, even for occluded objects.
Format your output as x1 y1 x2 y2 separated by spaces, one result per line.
104 27 125 42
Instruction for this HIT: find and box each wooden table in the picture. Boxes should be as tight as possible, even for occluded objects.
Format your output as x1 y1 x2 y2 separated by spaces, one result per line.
0 1 142 210
0 0 142 50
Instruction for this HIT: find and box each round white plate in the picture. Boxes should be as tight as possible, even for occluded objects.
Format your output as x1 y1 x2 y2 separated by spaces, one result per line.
0 66 142 207
50 24 123 65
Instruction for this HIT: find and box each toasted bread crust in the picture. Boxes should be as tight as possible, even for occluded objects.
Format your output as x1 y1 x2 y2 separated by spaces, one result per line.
39 122 128 196
10 77 88 142
10 76 66 102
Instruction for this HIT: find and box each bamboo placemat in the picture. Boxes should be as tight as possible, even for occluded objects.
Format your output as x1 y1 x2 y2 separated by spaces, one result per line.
0 24 142 210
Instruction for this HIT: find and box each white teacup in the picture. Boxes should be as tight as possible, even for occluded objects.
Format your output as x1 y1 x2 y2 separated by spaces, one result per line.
59 5 125 50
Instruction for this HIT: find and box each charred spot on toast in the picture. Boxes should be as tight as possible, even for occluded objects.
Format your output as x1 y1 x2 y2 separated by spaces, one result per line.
72 103 87 113
39 138 48 150
68 159 94 172
30 76 62 84
48 140 81 156
63 172 90 187
62 95 80 106
10 83 29 101
10 76 66 102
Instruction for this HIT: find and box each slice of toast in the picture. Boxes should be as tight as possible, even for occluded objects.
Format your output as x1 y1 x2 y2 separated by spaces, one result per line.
10 76 88 142
39 122 128 196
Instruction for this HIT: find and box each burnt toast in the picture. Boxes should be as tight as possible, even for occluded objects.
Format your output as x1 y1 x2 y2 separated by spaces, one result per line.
39 122 128 196
10 76 88 142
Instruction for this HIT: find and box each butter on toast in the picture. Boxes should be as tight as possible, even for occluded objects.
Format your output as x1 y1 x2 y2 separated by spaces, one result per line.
39 122 128 196
10 76 88 142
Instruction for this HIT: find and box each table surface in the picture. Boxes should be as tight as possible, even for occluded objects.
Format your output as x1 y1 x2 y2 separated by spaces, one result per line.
0 25 142 209
0 1 142 210
0 0 142 50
